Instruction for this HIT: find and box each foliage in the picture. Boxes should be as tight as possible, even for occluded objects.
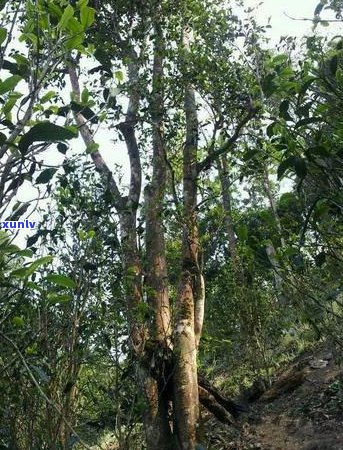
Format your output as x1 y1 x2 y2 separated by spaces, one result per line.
0 0 342 449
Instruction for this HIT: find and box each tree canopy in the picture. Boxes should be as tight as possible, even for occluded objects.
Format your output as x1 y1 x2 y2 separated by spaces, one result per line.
0 1 342 449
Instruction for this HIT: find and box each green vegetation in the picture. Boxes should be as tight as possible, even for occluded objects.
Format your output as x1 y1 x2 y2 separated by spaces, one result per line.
0 1 342 449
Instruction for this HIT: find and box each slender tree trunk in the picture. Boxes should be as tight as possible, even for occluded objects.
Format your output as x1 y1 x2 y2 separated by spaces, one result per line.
173 23 202 450
217 154 237 259
261 165 287 303
262 165 285 248
142 13 174 449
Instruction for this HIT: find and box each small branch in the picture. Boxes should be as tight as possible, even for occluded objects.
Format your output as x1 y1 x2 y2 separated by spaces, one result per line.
0 332 93 450
284 12 343 23
197 112 255 173
298 197 321 248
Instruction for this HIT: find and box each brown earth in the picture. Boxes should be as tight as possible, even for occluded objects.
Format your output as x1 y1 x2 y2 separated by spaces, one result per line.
203 343 343 450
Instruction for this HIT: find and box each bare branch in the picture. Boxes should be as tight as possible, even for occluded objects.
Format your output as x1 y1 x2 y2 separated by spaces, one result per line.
197 111 255 173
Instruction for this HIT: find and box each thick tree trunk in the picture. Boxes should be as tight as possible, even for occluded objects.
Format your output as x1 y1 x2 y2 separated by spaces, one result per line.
145 16 171 345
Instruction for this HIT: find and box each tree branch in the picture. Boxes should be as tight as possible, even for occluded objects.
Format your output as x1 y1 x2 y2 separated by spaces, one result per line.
197 112 254 173
198 375 248 419
116 48 142 208
68 65 124 210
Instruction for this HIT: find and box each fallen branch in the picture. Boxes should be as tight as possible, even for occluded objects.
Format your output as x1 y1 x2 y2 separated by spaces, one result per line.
199 386 236 426
198 375 248 420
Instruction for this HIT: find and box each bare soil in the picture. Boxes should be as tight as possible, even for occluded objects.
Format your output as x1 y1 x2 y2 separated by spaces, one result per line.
203 343 343 450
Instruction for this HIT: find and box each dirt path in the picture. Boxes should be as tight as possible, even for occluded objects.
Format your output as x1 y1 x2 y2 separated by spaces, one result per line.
204 344 343 450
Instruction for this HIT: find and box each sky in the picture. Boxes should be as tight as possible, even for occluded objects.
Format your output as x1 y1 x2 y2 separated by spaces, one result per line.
245 0 340 41
7 0 342 247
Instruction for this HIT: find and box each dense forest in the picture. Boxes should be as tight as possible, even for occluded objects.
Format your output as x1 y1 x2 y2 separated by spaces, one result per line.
0 0 342 449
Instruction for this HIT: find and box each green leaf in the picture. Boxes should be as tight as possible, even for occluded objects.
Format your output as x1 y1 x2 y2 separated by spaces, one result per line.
81 87 89 104
19 122 77 153
272 54 288 65
0 1 8 11
13 54 29 68
329 54 338 76
27 281 44 292
86 142 99 154
293 157 307 178
266 121 278 137
0 27 7 45
36 168 58 184
236 224 248 242
313 199 330 221
2 59 18 75
299 77 317 96
0 75 22 95
12 316 25 327
65 34 84 50
47 2 62 18
57 143 68 154
294 117 322 129
10 268 27 278
279 100 293 121
80 5 96 29
277 156 296 180
11 255 53 278
27 256 53 276
46 274 76 289
114 70 124 82
58 4 74 30
0 132 6 145
26 233 39 247
65 17 83 34
243 149 258 161
3 92 22 115
94 48 112 74
16 249 33 258
40 91 56 103
70 102 97 123
8 202 29 221
261 73 277 98
3 244 20 254
47 293 72 305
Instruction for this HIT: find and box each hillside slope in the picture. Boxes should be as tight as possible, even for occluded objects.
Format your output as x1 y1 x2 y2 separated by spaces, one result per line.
203 344 343 450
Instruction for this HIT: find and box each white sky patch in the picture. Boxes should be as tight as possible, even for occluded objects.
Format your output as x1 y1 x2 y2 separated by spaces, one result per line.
244 0 341 42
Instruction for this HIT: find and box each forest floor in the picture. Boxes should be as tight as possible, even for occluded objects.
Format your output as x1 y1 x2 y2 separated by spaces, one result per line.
204 342 343 450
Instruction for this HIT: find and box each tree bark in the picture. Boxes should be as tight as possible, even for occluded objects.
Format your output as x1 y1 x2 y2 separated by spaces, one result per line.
173 23 202 450
261 165 287 303
141 13 174 449
217 154 237 259
145 15 171 345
